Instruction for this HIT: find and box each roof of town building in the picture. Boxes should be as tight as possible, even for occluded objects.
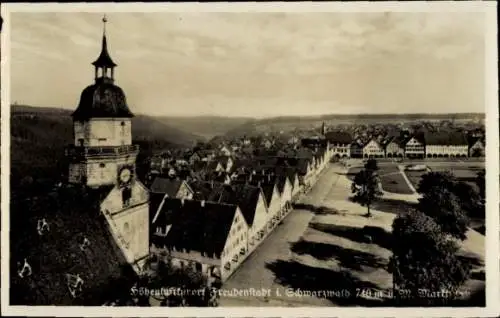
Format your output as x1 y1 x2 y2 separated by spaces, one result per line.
424 131 468 146
467 135 486 147
151 197 184 229
324 131 353 144
276 175 290 194
163 200 239 257
10 185 130 305
216 183 262 226
150 177 184 195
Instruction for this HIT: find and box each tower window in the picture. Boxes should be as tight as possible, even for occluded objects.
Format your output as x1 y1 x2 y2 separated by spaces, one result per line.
121 121 125 126
122 187 132 208
99 163 106 168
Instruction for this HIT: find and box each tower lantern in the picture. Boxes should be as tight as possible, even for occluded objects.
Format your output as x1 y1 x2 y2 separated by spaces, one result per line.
92 14 117 83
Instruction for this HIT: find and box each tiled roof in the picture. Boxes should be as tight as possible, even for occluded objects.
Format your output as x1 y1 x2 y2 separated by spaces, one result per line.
324 131 352 144
192 161 208 172
296 158 310 175
274 166 298 184
206 161 222 171
216 183 262 227
467 135 485 147
425 131 468 146
151 197 183 229
150 177 182 196
10 185 130 305
410 133 426 145
385 135 408 148
72 82 133 121
163 200 238 257
188 180 226 201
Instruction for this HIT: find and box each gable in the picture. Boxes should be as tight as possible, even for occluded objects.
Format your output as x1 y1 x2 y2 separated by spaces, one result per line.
223 207 249 251
364 139 381 149
472 140 485 148
101 181 149 215
271 185 281 205
407 137 423 146
177 181 193 198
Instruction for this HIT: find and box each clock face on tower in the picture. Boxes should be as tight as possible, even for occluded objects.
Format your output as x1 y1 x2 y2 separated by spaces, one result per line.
119 167 132 185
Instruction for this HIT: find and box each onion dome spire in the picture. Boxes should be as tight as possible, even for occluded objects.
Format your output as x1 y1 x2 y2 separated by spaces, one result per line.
92 15 117 82
72 14 134 121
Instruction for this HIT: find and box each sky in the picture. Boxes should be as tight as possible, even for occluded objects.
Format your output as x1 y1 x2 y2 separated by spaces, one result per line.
10 10 487 118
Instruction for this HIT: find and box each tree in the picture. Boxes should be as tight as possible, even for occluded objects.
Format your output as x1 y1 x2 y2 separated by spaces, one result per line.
416 171 472 239
364 158 379 172
390 210 471 306
148 258 217 307
417 171 456 195
453 181 484 219
475 169 485 200
417 187 469 240
351 167 383 217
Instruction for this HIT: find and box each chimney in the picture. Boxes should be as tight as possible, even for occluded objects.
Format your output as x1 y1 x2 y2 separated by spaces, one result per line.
201 200 205 207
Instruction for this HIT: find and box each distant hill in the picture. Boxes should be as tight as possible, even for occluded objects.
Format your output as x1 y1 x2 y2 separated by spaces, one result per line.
223 113 485 137
10 105 203 185
153 115 254 140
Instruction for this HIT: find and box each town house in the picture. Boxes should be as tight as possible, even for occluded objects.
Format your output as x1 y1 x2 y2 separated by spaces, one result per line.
404 135 426 158
325 131 352 158
151 199 249 283
362 138 385 158
425 132 469 158
384 136 406 158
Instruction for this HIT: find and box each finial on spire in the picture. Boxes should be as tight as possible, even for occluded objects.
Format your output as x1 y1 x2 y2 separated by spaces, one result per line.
102 14 108 35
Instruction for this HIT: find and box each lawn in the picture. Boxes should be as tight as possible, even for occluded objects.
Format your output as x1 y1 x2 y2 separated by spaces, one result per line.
404 170 427 190
283 164 485 307
406 167 481 192
347 165 400 181
379 172 414 194
296 212 485 306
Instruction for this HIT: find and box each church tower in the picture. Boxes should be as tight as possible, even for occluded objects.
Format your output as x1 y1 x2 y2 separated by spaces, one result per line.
66 16 150 273
67 15 137 188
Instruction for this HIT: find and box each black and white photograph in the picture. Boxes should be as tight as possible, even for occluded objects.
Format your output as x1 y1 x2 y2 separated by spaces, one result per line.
1 2 498 316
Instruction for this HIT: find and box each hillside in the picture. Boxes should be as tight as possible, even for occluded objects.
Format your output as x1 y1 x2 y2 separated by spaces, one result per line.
10 105 202 185
154 115 254 140
223 113 485 137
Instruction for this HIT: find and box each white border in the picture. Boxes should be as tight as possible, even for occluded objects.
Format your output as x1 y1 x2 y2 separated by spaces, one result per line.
1 2 498 317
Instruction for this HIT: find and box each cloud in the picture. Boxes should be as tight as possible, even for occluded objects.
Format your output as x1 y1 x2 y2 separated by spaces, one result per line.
10 11 487 116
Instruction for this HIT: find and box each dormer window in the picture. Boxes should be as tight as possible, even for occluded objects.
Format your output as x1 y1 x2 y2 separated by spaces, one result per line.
37 218 49 236
17 258 32 278
79 237 90 251
66 273 84 298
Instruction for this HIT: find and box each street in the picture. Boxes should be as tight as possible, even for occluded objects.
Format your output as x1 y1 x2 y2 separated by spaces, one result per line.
219 164 341 306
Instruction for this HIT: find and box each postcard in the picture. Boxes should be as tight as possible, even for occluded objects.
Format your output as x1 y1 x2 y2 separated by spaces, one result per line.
1 1 498 317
